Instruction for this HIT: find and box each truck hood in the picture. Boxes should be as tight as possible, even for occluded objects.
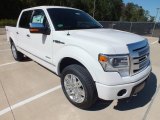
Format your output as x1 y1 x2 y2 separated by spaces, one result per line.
68 28 146 54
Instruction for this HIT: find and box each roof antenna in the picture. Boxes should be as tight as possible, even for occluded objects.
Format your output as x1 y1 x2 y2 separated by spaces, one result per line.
67 31 70 36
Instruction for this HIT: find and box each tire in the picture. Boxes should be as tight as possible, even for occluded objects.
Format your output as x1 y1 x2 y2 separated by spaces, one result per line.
11 42 24 61
61 64 98 109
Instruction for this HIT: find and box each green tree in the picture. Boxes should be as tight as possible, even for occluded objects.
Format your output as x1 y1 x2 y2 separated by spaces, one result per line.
94 0 123 21
0 0 154 22
121 2 154 22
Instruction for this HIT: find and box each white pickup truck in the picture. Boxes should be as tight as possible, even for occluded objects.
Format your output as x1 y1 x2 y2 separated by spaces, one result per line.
6 6 151 109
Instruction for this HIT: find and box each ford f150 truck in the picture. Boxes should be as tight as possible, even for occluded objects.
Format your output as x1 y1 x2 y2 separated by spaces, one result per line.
6 6 151 109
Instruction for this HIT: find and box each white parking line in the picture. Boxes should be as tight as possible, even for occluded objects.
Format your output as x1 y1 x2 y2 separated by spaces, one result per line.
0 49 10 52
151 40 158 45
0 62 17 67
0 85 61 116
0 108 11 116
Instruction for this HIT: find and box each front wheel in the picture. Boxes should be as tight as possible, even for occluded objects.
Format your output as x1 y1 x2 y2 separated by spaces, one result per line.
61 64 98 109
11 42 24 61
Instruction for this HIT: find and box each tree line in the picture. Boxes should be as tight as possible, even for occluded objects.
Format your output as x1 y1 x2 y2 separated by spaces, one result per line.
0 0 154 22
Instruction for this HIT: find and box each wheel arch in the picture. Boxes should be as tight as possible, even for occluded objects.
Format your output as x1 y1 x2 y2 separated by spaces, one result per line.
58 57 86 75
55 46 103 83
8 31 16 46
9 37 14 44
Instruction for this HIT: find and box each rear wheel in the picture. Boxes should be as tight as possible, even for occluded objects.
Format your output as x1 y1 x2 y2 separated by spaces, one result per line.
11 42 24 61
61 64 98 109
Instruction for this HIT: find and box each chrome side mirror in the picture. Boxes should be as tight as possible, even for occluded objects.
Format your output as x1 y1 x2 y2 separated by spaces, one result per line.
29 23 50 35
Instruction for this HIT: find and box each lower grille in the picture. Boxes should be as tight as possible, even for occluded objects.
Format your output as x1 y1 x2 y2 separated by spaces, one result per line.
128 40 150 76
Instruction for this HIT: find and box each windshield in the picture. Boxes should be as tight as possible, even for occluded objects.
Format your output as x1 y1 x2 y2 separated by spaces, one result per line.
47 8 103 30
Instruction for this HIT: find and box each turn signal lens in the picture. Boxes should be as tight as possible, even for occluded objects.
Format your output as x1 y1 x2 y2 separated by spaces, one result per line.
30 28 39 32
99 55 108 62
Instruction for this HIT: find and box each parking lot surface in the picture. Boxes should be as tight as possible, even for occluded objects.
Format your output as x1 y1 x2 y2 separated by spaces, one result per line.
0 33 159 120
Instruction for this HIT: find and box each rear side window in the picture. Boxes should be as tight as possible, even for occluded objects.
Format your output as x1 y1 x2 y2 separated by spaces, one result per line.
19 10 33 29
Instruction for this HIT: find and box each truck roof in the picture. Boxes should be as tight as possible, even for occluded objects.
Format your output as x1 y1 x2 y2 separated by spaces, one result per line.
22 6 79 11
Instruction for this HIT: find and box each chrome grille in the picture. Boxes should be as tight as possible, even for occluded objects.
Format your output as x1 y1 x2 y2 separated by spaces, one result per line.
128 40 150 76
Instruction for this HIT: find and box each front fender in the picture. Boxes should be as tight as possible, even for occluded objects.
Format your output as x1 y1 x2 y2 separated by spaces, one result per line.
54 45 104 83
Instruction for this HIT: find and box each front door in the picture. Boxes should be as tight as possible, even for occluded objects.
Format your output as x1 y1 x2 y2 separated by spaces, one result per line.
29 9 53 64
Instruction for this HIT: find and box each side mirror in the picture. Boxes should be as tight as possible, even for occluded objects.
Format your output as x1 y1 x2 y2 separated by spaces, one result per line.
29 23 50 35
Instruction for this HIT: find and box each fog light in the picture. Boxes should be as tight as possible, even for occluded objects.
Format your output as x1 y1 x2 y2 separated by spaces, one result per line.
117 89 127 96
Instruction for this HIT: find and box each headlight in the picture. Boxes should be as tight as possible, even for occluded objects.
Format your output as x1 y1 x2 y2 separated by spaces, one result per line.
98 54 130 77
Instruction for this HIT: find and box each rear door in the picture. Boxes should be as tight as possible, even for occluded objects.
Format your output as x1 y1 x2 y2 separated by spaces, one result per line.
29 9 52 63
17 10 33 51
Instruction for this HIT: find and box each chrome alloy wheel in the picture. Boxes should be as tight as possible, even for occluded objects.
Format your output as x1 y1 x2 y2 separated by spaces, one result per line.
64 74 85 103
11 44 17 59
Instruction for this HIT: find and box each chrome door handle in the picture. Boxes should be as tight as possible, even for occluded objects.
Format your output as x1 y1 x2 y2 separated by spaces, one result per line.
26 34 30 37
53 40 65 44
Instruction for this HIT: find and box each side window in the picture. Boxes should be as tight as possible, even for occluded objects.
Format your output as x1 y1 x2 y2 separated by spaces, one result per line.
19 11 33 29
31 10 49 27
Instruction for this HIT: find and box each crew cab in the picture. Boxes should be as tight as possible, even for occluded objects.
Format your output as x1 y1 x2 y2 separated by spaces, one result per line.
6 6 151 109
